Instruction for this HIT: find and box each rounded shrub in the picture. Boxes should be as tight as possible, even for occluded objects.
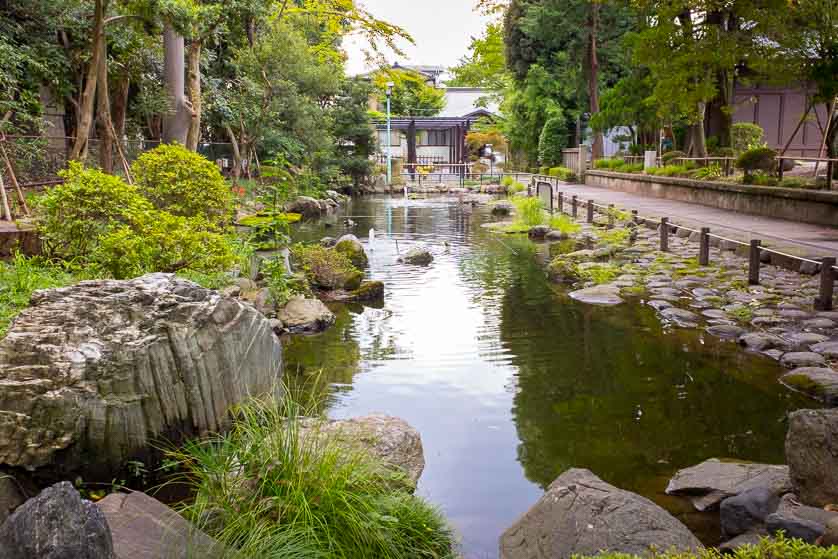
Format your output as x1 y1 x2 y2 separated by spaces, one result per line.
661 150 686 164
538 117 568 167
37 162 154 260
732 122 765 155
736 147 776 183
132 143 233 225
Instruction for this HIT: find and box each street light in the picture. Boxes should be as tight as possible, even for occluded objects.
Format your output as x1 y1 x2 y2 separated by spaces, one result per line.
386 81 394 185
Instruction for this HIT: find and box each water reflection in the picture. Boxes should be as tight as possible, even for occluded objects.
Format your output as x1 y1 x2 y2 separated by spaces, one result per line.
284 196 815 559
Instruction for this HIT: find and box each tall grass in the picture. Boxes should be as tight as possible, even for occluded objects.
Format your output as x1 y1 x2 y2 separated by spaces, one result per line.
0 254 80 337
167 395 457 559
549 214 581 235
512 197 546 227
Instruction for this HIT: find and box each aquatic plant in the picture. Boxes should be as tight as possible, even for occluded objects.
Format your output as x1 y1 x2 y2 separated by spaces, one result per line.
549 214 581 235
512 197 546 228
577 263 622 285
168 395 457 559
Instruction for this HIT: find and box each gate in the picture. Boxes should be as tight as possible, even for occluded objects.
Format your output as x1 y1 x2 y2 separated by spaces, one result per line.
536 181 553 213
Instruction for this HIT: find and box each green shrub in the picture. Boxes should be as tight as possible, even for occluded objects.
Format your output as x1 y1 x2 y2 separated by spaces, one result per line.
539 166 550 176
614 162 643 173
512 197 546 227
594 159 622 170
577 262 621 284
0 254 80 337
647 165 688 177
170 395 457 559
574 533 837 559
291 243 363 291
778 177 815 189
661 150 686 163
732 122 765 154
549 214 581 234
501 175 516 187
548 166 576 181
507 181 526 194
693 164 723 180
538 117 568 167
737 147 776 183
91 213 235 279
37 162 153 260
132 143 233 225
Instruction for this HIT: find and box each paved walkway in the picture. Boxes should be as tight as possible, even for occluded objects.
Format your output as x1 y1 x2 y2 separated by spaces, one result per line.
556 183 838 258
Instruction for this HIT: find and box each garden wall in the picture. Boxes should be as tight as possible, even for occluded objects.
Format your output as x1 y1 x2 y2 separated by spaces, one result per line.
585 170 838 227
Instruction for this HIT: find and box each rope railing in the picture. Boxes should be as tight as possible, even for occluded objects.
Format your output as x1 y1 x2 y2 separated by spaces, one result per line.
530 176 837 311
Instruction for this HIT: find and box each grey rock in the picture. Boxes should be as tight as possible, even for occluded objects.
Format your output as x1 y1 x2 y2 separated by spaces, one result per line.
98 492 225 559
0 477 25 525
781 367 838 405
398 246 434 266
569 285 623 306
648 300 673 311
666 459 791 511
779 309 811 320
799 261 820 275
660 307 700 327
720 487 780 539
0 274 282 477
0 482 114 559
780 352 827 369
528 225 550 239
739 332 786 351
784 332 830 351
803 318 836 329
491 200 514 216
545 230 569 241
277 296 336 333
702 309 728 319
500 469 703 559
285 195 323 219
241 286 274 317
776 493 838 527
320 236 337 247
334 234 369 268
763 349 785 361
719 530 768 553
301 414 425 486
765 513 824 543
786 409 838 507
707 325 746 339
810 341 838 358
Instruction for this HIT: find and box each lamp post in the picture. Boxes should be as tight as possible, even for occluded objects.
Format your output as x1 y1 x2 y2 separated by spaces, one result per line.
487 143 494 177
386 81 394 185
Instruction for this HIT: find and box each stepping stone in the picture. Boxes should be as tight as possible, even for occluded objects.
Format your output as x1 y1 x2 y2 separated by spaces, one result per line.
803 318 836 329
739 332 786 351
810 341 838 358
779 309 811 320
651 287 680 297
660 307 700 327
780 352 827 369
569 284 623 306
784 332 830 351
781 367 838 405
693 288 718 298
707 325 746 339
763 349 785 361
702 309 729 319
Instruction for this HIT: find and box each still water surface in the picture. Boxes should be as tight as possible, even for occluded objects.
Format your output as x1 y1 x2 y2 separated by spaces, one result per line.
284 195 810 558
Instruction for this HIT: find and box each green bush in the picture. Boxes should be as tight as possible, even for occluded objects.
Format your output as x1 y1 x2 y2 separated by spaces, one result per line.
594 159 622 170
507 181 527 194
132 143 233 225
37 162 153 260
615 162 643 173
737 147 777 184
692 164 724 180
91 213 235 279
647 165 688 177
661 150 686 163
512 197 546 227
538 117 568 167
548 166 576 181
292 243 363 291
732 122 765 154
539 166 550 176
170 395 457 559
501 175 516 188
549 214 581 235
575 533 837 559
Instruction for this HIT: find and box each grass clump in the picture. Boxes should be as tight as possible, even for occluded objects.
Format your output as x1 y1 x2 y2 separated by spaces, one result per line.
0 254 81 337
573 534 837 559
548 166 576 181
647 165 690 177
549 214 581 235
512 197 546 228
577 262 621 285
169 396 457 559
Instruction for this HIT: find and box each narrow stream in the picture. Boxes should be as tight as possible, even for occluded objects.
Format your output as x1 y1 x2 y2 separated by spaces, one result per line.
284 195 811 559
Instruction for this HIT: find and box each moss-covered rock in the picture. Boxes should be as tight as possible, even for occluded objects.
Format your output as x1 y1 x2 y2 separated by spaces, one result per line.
237 213 302 228
334 234 368 268
547 258 579 284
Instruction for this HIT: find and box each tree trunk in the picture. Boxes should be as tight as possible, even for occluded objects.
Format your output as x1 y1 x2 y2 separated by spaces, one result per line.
162 24 191 145
691 102 708 157
185 39 202 151
112 75 129 143
588 3 603 159
70 0 106 160
96 37 114 173
225 124 242 185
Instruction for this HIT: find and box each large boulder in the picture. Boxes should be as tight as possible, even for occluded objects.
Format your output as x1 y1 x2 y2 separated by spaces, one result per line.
492 200 514 216
277 296 336 333
720 486 781 539
665 459 791 511
97 491 226 559
334 234 369 268
398 246 434 266
0 482 114 559
781 367 838 405
285 196 323 219
0 274 283 478
499 469 702 559
786 409 838 507
302 414 425 487
0 477 25 525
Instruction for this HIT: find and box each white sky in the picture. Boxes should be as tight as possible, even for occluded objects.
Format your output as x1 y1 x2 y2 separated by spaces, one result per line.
343 0 493 76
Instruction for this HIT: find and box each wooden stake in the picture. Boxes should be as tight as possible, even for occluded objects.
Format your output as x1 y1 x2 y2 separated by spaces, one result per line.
0 140 28 216
0 171 12 222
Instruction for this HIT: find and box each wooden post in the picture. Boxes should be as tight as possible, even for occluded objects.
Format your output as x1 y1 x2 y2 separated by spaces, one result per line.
828 161 834 191
607 204 615 228
557 191 563 214
631 209 638 224
699 227 710 266
660 217 669 251
748 240 762 285
815 257 835 311
778 157 784 181
587 200 594 223
572 195 578 219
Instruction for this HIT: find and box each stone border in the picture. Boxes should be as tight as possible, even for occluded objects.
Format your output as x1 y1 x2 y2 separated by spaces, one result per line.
585 170 838 227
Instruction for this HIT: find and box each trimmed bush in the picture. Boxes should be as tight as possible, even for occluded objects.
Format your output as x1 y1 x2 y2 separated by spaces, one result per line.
647 165 689 177
539 166 550 176
538 117 568 167
732 122 765 155
132 143 233 225
548 166 576 181
737 147 776 184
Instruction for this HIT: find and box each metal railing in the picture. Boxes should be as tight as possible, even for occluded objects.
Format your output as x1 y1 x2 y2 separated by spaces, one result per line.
530 177 837 311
